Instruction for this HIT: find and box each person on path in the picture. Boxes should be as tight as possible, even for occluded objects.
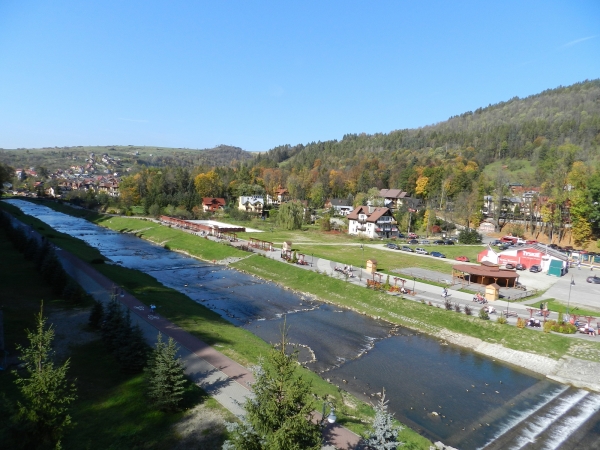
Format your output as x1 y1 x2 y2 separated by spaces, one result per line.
578 260 581 270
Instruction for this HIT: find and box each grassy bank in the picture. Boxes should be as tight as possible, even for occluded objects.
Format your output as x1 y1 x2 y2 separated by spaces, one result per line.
231 255 600 363
0 225 230 449
0 200 433 446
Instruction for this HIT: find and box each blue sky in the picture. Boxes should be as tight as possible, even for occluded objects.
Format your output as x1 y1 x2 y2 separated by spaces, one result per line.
0 1 598 151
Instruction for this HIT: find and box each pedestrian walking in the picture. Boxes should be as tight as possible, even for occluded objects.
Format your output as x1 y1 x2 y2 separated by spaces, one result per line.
578 260 581 270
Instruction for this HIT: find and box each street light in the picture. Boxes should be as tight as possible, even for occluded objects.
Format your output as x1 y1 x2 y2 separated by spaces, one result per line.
567 275 575 317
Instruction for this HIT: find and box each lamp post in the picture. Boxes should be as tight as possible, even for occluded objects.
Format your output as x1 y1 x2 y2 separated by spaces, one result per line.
567 275 575 318
412 277 416 294
311 253 313 267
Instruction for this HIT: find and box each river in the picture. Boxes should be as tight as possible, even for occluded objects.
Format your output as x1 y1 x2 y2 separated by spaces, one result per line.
5 199 600 449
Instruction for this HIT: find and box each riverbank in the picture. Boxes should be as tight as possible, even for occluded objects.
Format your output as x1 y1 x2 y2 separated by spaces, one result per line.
8 200 600 389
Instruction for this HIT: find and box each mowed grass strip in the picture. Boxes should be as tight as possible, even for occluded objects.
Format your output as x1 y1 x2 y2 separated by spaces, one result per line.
233 255 600 362
296 243 482 275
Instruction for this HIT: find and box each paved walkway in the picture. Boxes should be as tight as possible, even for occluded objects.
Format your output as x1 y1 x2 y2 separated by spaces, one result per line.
56 249 361 449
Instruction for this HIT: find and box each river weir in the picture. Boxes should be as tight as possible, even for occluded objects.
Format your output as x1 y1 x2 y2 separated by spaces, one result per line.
6 199 600 449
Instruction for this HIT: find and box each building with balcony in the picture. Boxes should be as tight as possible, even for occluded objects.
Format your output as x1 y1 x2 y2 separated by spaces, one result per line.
347 206 397 238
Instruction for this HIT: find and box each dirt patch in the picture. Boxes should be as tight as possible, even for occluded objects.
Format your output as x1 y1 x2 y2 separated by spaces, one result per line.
49 307 98 360
171 402 230 449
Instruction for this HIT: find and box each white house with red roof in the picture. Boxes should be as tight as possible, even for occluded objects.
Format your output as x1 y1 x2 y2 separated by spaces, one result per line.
347 206 397 238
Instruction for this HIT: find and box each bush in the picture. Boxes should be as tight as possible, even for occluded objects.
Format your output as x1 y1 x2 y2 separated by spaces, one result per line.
454 303 462 313
516 317 526 328
497 316 508 324
544 319 577 334
464 305 472 315
479 308 490 320
444 298 452 310
458 228 483 244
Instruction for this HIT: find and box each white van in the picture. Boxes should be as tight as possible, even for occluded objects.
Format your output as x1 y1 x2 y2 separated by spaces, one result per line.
415 247 429 255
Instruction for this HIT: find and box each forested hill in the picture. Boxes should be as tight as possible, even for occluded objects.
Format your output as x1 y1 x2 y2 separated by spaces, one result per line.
0 144 254 172
254 79 600 173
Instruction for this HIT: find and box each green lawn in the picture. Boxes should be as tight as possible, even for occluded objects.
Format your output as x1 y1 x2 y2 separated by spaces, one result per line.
297 243 482 275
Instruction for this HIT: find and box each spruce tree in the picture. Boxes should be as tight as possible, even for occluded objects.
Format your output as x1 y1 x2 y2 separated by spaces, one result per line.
101 295 125 353
12 303 77 449
118 322 148 373
88 299 104 330
223 330 321 450
362 389 403 450
145 332 186 411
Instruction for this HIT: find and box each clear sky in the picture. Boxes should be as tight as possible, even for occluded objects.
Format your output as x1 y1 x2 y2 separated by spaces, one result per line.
1 1 599 151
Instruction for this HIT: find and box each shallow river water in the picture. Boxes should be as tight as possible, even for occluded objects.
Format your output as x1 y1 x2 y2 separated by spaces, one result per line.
6 200 600 449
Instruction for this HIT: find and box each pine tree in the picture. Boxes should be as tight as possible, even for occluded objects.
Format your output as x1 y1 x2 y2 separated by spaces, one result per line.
118 322 148 374
88 299 104 330
12 303 77 449
362 389 403 450
101 295 125 353
145 332 186 411
223 329 322 450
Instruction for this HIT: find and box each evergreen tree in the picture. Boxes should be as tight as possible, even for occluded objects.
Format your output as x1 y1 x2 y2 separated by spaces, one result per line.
12 303 77 449
362 389 403 450
88 299 104 330
101 295 125 353
145 332 186 411
223 330 321 450
118 322 148 374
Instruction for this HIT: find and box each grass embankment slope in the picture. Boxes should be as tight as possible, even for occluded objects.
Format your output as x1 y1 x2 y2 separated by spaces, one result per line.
231 256 600 363
0 201 431 446
0 225 229 449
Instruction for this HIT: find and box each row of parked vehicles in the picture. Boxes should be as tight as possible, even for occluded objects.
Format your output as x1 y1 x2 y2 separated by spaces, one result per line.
504 262 543 273
385 242 448 258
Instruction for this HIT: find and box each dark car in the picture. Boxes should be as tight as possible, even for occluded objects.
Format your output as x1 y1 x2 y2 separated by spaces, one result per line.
444 240 455 245
397 233 405 238
455 256 469 262
516 263 526 270
433 240 446 245
529 264 542 273
408 239 419 245
491 239 501 246
587 276 600 284
505 263 516 269
431 251 446 258
386 243 399 250
401 246 414 252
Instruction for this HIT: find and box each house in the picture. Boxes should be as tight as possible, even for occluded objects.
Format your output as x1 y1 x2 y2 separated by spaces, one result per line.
347 206 397 238
238 196 264 213
202 197 226 212
379 189 410 210
266 187 289 205
325 198 353 216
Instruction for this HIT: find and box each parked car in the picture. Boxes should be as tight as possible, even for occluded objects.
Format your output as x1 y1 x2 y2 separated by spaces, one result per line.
505 263 516 269
444 240 455 245
516 263 526 270
408 239 419 245
587 276 600 284
397 233 405 238
420 239 431 244
491 239 501 245
431 251 446 258
408 233 419 239
433 240 446 245
386 243 399 250
401 246 414 252
529 264 542 273
455 256 469 262
526 240 538 244
415 247 429 255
